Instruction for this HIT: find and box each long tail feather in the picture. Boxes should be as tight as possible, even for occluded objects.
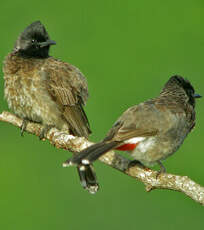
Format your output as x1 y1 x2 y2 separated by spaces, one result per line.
77 164 99 194
64 141 120 193
64 141 119 167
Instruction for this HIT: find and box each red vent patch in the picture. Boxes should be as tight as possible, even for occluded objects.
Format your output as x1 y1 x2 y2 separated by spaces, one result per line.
116 143 139 151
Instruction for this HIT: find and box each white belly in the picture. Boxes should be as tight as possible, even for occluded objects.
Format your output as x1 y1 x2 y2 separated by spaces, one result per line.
129 137 158 166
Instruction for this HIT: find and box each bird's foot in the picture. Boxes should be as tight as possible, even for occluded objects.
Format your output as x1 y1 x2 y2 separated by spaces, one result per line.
156 161 166 179
39 125 55 140
128 160 145 169
20 119 29 136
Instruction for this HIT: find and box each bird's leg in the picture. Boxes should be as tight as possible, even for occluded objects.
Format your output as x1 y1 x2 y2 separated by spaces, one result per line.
156 160 166 178
20 119 29 136
128 160 146 169
39 125 55 140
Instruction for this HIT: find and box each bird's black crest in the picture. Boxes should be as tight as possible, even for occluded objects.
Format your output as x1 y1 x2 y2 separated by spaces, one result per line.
162 75 198 107
168 75 195 93
14 21 55 58
20 21 49 42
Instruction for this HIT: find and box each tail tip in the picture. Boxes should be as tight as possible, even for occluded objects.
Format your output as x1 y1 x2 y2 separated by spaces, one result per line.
86 184 99 194
62 160 73 167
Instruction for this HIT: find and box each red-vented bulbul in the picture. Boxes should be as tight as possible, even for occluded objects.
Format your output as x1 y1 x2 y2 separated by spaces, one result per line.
3 21 91 138
64 75 201 193
3 21 94 190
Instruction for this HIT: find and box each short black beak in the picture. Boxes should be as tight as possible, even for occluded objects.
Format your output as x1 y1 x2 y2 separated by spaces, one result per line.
39 40 56 48
193 93 202 99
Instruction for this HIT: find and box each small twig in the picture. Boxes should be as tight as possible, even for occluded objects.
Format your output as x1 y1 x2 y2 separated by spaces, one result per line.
0 111 203 205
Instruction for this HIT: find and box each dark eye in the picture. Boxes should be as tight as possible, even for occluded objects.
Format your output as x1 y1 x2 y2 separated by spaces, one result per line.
31 39 36 43
187 89 194 96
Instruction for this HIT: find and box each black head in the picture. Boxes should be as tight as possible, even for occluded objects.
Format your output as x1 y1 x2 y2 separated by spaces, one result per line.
14 21 56 58
161 75 201 106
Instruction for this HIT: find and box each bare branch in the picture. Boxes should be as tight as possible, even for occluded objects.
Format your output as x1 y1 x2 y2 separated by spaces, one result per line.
0 111 203 205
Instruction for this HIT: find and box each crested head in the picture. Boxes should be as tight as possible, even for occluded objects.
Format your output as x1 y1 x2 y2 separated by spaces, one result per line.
160 75 201 107
14 21 56 58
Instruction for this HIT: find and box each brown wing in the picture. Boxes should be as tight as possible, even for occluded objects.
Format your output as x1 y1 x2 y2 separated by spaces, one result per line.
42 57 91 137
104 101 160 142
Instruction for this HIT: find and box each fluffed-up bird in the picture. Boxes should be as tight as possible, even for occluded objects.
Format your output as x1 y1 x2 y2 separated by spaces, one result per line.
3 20 91 138
3 21 96 191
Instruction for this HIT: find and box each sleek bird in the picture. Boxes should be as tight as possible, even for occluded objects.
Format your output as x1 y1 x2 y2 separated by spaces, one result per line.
64 75 201 193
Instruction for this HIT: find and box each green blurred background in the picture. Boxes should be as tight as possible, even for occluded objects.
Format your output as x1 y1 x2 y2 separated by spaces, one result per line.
0 0 204 229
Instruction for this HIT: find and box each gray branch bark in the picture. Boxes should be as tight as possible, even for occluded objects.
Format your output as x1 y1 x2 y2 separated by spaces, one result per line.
0 111 203 205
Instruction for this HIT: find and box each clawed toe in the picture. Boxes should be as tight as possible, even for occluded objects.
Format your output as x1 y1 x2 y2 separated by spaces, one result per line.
156 161 166 179
39 125 54 140
20 119 29 136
